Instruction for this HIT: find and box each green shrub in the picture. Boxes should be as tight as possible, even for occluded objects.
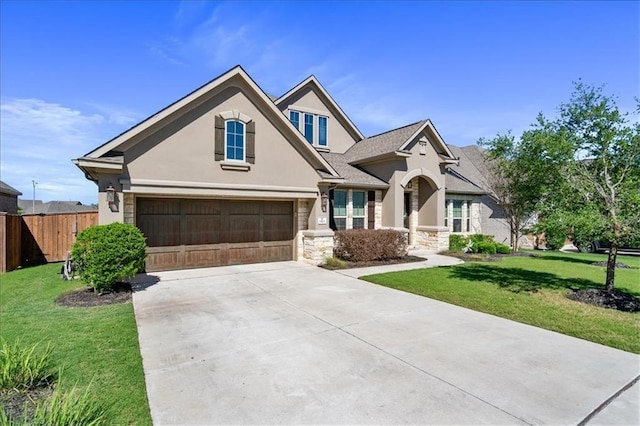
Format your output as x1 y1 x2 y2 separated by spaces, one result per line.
0 340 54 391
495 243 511 254
72 223 147 293
449 234 468 252
334 229 407 262
469 234 495 244
473 241 497 254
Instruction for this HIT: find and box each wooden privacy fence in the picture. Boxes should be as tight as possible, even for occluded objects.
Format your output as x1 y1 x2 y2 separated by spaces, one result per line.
0 211 98 273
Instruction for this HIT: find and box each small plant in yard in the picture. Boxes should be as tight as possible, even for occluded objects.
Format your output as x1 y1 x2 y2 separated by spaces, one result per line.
323 256 347 269
1 384 106 426
72 222 147 293
0 341 54 391
334 229 407 262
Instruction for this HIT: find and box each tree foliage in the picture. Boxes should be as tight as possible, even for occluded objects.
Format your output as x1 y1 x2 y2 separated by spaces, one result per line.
539 82 640 290
484 81 639 290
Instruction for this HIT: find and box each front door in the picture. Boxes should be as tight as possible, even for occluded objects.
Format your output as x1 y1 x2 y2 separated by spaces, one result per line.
403 192 411 229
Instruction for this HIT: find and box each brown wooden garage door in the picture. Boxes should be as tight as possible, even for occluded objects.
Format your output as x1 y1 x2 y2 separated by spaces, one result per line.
136 198 294 272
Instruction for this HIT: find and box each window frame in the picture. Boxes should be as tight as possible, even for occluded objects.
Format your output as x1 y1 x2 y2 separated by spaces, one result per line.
332 190 347 231
224 119 246 162
352 190 366 229
288 109 329 147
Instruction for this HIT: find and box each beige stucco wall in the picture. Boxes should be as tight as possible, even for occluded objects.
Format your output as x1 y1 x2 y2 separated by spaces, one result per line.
277 86 359 154
123 84 322 192
360 131 447 230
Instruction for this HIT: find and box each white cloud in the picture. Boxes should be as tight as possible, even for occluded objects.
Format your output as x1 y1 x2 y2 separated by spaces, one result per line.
0 98 132 204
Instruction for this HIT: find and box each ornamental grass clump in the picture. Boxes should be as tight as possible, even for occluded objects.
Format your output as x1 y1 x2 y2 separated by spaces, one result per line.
72 223 147 293
0 340 54 391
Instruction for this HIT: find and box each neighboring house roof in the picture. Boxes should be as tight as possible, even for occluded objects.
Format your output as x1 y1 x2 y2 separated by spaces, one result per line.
275 75 365 142
18 200 97 215
320 153 389 188
445 145 490 195
0 181 22 196
74 65 341 182
345 120 457 165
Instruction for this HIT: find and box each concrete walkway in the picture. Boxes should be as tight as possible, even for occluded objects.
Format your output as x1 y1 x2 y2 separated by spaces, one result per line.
336 250 463 278
132 261 639 425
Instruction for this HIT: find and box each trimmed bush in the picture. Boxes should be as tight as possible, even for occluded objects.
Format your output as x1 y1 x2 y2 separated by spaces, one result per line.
334 229 407 262
495 243 511 254
72 223 147 293
449 234 468 252
473 241 497 254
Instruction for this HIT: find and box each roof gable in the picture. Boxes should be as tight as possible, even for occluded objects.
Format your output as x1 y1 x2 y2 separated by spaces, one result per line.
345 120 457 164
77 66 340 179
445 145 491 194
275 76 364 142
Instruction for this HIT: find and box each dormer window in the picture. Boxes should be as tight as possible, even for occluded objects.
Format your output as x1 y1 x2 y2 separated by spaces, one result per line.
288 109 329 148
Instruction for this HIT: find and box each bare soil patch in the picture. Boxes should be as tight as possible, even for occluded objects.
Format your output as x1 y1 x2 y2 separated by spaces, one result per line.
1 387 53 422
591 261 634 269
567 288 640 312
56 282 132 308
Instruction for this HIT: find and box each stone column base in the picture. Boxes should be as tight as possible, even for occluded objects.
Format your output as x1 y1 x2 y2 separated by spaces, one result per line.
302 229 334 265
414 226 449 252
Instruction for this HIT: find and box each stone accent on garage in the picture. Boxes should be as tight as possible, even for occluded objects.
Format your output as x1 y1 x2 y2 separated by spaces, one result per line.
123 193 135 225
296 200 309 261
302 229 334 265
374 190 382 229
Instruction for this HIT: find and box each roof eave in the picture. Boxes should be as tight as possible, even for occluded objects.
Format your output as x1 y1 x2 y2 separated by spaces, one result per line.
348 151 411 166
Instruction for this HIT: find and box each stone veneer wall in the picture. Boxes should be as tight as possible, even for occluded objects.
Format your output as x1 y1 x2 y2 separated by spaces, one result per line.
123 193 135 225
414 227 450 252
374 190 382 229
296 200 309 261
302 230 334 265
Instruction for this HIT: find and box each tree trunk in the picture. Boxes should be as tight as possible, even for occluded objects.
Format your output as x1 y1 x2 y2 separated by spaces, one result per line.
605 244 617 291
511 217 520 253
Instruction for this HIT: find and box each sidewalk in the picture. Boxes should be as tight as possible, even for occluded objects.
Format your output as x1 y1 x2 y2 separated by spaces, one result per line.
335 249 463 278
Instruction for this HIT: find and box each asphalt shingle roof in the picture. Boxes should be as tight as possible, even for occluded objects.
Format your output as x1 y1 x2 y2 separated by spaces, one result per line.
344 121 427 163
0 180 22 196
18 200 97 215
320 153 388 188
445 145 490 194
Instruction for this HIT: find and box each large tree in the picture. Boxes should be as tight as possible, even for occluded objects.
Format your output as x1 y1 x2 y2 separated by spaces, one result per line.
545 82 640 291
478 119 566 252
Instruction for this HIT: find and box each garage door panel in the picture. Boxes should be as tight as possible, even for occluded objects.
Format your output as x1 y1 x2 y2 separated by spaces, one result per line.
184 216 222 245
264 215 293 241
139 216 181 247
228 215 260 243
137 198 294 271
184 245 223 268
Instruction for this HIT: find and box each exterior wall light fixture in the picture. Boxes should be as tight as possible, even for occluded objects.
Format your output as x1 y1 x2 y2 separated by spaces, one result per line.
321 192 329 212
106 184 116 204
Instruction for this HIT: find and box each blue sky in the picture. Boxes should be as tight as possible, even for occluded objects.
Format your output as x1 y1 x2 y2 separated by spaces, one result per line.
1 1 638 204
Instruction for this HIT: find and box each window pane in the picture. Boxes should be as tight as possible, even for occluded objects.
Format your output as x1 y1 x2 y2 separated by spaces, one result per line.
226 120 244 160
453 218 462 232
353 218 365 229
304 113 314 143
453 200 462 217
333 190 346 217
352 191 365 216
334 218 346 231
289 111 299 129
318 116 327 146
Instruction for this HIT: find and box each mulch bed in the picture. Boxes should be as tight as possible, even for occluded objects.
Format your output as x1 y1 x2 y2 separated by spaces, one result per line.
56 282 132 308
591 261 634 269
567 288 640 312
1 387 53 422
320 255 427 270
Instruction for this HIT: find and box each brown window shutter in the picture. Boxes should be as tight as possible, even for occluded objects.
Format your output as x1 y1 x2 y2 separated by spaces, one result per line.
214 115 224 161
246 121 256 164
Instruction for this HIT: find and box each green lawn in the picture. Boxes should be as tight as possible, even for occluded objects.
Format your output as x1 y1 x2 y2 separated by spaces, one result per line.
362 251 640 354
0 263 151 425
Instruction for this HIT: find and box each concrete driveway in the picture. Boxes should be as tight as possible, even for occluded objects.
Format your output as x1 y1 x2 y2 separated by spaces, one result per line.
132 261 639 425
